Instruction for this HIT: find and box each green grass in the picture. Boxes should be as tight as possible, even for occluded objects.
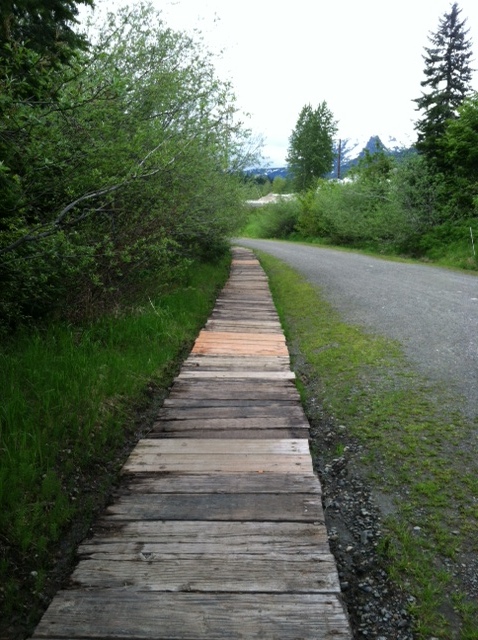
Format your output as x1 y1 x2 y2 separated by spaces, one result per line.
256 250 478 639
0 256 230 632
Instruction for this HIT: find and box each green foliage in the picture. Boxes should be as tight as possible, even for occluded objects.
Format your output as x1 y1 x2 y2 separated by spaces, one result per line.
295 150 405 248
258 252 478 637
415 2 473 165
271 175 292 194
243 198 300 239
0 256 229 631
416 218 478 268
438 95 478 218
243 146 478 270
0 2 256 331
287 102 337 191
0 0 92 63
444 94 478 183
390 154 446 234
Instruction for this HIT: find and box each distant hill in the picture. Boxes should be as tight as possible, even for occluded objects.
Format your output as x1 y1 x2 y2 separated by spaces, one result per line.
246 166 289 181
333 135 415 177
249 135 415 182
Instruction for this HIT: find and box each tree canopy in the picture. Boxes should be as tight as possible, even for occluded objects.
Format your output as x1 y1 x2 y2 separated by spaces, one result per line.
0 0 92 59
414 2 473 165
287 102 337 191
0 2 259 330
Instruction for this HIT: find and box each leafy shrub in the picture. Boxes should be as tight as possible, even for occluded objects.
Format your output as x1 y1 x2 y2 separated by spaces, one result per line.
0 3 256 331
244 198 300 239
416 218 478 268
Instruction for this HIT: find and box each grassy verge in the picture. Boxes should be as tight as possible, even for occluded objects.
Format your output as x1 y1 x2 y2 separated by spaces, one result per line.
0 256 230 636
257 251 478 639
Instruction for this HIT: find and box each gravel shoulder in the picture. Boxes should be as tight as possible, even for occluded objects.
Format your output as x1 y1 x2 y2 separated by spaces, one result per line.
235 239 478 420
236 240 478 638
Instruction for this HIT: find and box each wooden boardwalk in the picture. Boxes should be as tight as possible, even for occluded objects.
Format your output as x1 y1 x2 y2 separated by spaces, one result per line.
32 247 352 639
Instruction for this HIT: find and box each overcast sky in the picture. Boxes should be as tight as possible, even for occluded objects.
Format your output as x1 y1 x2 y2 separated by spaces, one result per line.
89 1 478 166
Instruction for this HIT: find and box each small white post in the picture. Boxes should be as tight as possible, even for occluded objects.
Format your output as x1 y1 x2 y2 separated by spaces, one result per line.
470 227 476 257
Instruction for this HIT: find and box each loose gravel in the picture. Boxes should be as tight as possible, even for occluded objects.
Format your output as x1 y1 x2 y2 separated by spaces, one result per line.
235 239 478 420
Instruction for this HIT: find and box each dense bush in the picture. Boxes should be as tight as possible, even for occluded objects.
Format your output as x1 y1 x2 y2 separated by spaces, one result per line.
0 2 256 331
243 198 300 239
244 146 478 268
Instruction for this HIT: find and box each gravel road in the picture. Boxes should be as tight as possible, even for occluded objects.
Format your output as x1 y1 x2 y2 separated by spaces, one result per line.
235 239 478 419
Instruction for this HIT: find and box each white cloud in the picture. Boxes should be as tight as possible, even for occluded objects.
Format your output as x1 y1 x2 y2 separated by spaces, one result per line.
90 0 478 165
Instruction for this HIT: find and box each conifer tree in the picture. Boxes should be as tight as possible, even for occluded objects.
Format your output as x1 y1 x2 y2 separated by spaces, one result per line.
414 3 473 164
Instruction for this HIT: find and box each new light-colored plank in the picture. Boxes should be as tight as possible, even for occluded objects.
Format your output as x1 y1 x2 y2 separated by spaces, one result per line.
191 344 289 356
156 428 309 440
181 355 291 370
195 332 285 343
177 370 295 380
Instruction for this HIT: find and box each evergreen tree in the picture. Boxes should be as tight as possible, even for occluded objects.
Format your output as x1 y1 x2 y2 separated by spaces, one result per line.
414 3 473 164
0 0 92 62
287 102 337 191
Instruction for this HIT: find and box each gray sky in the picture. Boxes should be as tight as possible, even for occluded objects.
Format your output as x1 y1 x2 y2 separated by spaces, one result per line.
88 1 478 166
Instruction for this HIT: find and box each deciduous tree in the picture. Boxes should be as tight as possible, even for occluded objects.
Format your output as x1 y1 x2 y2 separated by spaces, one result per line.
287 102 337 191
0 3 258 329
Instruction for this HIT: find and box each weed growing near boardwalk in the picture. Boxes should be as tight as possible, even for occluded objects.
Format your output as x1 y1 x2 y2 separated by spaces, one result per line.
0 257 229 635
257 251 478 639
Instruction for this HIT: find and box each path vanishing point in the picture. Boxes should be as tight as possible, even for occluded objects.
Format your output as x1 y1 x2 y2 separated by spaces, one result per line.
31 247 352 639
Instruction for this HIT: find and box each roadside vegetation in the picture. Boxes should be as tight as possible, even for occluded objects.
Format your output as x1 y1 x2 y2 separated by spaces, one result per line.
0 1 254 635
258 251 478 639
0 257 230 636
2 0 478 637
0 1 257 333
241 145 478 271
243 4 478 272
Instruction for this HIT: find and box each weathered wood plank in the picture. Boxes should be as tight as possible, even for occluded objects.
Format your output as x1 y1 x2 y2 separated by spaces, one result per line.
155 428 309 440
105 493 322 521
122 453 314 475
128 439 310 455
82 521 328 551
32 592 351 639
205 319 282 329
207 311 281 320
150 417 309 431
167 382 300 400
162 398 301 408
122 473 320 495
155 404 305 420
71 556 340 592
79 548 332 562
177 370 295 379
